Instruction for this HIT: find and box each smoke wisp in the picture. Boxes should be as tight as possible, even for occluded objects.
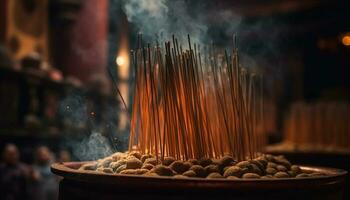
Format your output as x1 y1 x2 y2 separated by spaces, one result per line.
122 0 241 46
73 131 114 161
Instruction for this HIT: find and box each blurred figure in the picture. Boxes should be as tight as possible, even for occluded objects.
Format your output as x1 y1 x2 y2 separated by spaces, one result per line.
58 150 71 163
0 143 31 200
0 44 15 69
32 146 58 200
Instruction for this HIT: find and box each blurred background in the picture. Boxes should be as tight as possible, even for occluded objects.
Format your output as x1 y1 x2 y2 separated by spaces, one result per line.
0 0 349 199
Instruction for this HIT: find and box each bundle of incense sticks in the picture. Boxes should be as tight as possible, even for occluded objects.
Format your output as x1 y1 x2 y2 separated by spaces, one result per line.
284 101 350 150
128 35 264 161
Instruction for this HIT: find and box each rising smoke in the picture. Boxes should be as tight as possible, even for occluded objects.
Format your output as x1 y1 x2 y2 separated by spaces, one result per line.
122 0 240 46
120 0 282 70
73 131 114 161
59 93 118 161
120 0 285 89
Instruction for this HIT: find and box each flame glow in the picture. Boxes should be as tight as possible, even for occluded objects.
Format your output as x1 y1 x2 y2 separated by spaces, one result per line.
116 50 130 80
116 19 130 131
342 35 350 46
116 56 126 66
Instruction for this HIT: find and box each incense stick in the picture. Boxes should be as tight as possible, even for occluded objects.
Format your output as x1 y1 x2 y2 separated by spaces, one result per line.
128 35 265 160
284 102 350 150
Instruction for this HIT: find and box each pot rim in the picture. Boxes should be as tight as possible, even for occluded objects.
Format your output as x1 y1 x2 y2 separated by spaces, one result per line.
51 161 347 190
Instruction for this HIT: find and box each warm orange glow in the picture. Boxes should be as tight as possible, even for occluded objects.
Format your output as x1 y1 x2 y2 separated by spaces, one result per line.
116 56 125 66
49 69 63 82
342 35 350 46
116 50 130 79
116 32 130 80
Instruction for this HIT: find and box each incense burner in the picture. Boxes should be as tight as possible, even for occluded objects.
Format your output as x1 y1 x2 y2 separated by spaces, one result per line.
52 160 347 200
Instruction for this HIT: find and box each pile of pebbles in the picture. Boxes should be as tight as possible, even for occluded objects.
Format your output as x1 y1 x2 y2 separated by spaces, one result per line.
78 152 325 179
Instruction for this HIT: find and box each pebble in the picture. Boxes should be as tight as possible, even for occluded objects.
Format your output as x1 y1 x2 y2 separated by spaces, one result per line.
256 157 268 168
144 158 158 166
211 159 221 166
236 161 251 168
162 157 176 166
98 157 113 168
266 167 277 175
136 169 149 175
190 165 206 178
224 166 243 177
110 160 126 170
276 165 287 172
126 155 136 160
96 167 104 172
249 160 264 171
140 154 152 163
274 172 289 178
126 158 143 169
170 161 190 174
199 158 213 167
120 169 138 175
242 173 260 179
101 168 113 174
204 164 220 174
291 165 302 174
116 165 127 173
265 154 275 162
220 155 235 167
274 157 291 169
111 152 127 161
250 164 263 175
151 165 175 176
207 172 223 179
240 167 250 174
129 151 142 160
267 162 277 169
183 161 193 169
188 159 199 165
223 166 230 173
183 170 197 177
142 163 154 170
